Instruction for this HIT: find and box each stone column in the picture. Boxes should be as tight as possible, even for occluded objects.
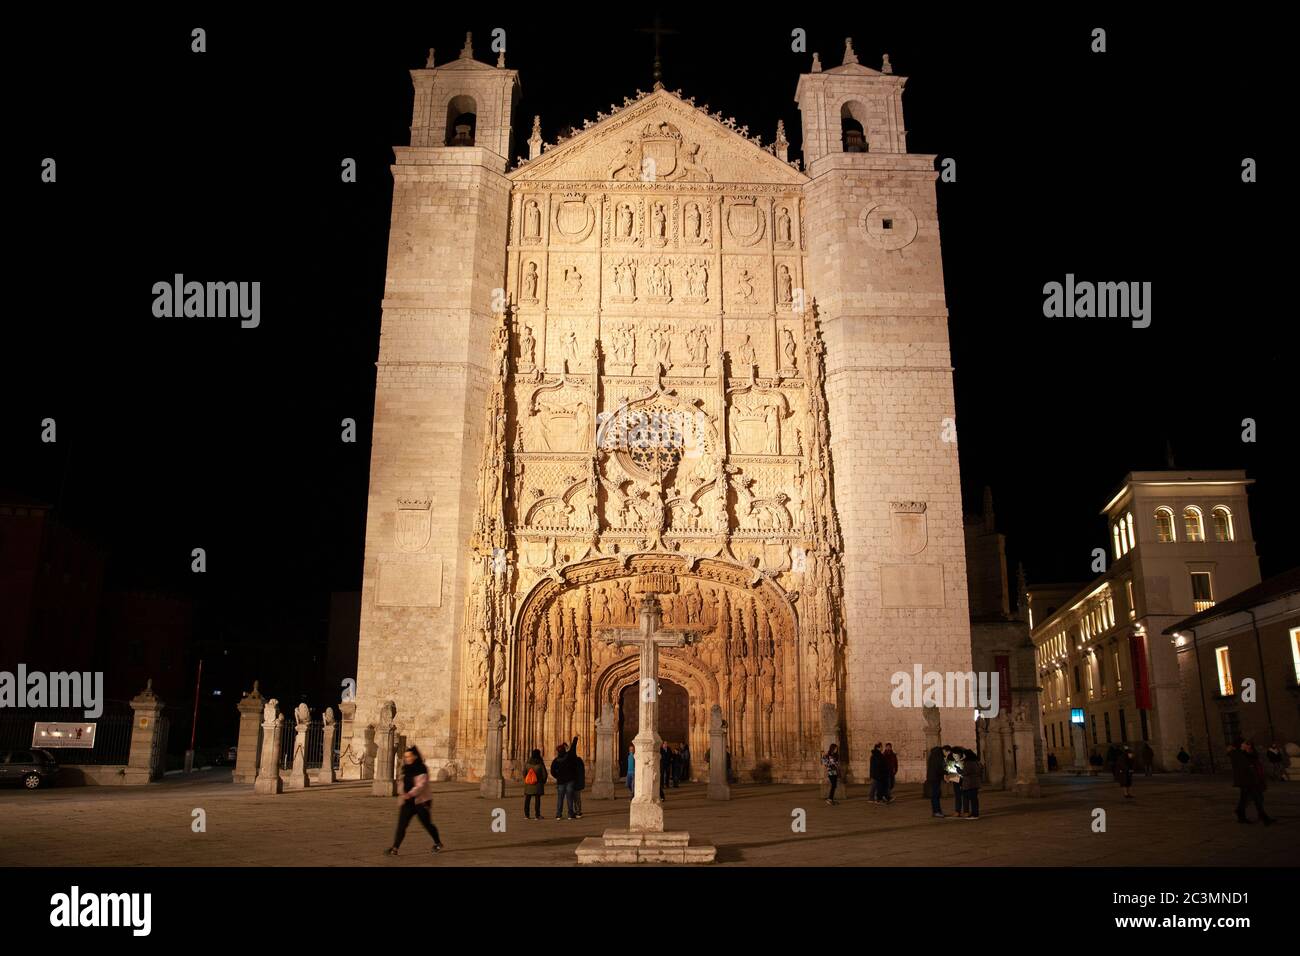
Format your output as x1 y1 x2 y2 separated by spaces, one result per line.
233 681 264 785
371 701 398 797
254 699 284 795
1010 710 1041 797
480 698 506 799
339 700 355 762
707 704 730 800
287 703 311 789
591 706 617 799
1285 743 1300 782
123 680 165 786
315 706 337 785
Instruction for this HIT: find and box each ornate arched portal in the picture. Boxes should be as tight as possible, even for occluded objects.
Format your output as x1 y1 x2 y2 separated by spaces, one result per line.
504 552 815 780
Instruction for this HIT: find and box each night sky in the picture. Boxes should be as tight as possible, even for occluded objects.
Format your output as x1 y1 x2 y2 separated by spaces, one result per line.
6 11 1291 653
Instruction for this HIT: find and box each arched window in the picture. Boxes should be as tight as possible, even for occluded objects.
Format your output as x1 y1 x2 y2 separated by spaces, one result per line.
1112 525 1122 559
1154 507 1175 543
1183 506 1204 542
1212 506 1234 542
1126 512 1136 550
840 101 869 153
445 95 477 146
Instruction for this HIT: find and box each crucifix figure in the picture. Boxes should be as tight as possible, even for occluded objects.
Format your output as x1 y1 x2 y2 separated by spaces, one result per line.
599 592 705 831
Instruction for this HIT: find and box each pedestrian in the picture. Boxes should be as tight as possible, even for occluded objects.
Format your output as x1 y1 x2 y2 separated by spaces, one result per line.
946 747 965 817
670 744 682 788
1117 745 1135 798
523 748 548 820
680 742 691 782
385 746 443 855
960 748 983 820
869 742 889 804
1176 745 1191 772
823 743 841 805
626 743 636 796
1230 739 1274 825
550 735 580 819
659 742 672 799
884 742 898 800
926 743 949 818
1266 743 1285 783
1141 742 1155 777
1105 743 1121 776
1047 752 1058 772
572 747 586 817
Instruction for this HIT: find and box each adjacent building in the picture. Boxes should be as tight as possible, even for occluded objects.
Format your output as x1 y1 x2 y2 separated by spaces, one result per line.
1028 470 1261 770
1163 566 1300 772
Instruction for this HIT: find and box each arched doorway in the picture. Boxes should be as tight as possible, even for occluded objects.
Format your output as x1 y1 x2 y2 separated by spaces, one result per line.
617 678 688 777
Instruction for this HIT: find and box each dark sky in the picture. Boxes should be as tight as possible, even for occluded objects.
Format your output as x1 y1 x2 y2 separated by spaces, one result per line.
5 10 1292 632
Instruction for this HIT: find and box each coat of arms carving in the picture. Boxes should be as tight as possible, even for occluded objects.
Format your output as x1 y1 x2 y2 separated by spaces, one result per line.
396 498 432 553
609 122 712 183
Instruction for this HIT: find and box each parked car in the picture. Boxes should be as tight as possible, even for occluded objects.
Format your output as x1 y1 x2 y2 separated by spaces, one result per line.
0 749 61 789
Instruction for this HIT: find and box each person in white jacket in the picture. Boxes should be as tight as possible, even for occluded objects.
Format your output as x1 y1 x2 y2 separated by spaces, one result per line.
386 747 443 855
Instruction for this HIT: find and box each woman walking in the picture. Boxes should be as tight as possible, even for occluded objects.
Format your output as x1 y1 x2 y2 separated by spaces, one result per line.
522 748 547 820
385 746 443 855
625 743 636 796
1117 745 1135 798
823 743 841 805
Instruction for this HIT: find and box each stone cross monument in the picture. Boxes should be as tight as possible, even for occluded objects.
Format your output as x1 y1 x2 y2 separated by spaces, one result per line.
597 593 703 830
577 592 715 863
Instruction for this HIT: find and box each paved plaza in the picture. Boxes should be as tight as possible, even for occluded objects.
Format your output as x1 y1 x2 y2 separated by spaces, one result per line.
2 771 1296 867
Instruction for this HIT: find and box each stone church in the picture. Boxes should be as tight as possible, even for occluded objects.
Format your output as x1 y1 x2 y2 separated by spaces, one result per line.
346 34 973 785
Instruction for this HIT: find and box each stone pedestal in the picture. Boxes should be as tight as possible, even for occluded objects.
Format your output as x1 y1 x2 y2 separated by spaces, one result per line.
576 829 716 864
707 704 731 800
287 704 311 789
479 698 506 799
123 680 165 786
254 699 284 795
233 682 264 785
1284 743 1300 782
315 707 337 785
1010 725 1041 797
591 707 617 799
340 716 374 781
371 701 398 797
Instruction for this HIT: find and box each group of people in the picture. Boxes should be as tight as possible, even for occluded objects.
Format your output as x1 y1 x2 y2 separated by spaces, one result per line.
821 742 984 819
629 741 690 798
523 735 585 819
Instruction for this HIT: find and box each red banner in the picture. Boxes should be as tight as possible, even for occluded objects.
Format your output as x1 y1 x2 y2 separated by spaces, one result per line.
994 655 1012 713
1129 633 1151 710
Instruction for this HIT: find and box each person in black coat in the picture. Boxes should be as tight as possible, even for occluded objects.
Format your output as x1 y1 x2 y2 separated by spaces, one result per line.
550 735 580 820
1229 739 1274 825
868 743 890 804
925 744 949 817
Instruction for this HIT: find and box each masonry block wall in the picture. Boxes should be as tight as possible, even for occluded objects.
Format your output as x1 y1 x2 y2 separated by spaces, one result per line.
799 62 973 781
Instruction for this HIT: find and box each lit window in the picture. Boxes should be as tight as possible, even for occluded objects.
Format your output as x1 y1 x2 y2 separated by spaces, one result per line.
1190 571 1214 612
1212 507 1234 542
1125 579 1136 619
1215 646 1234 696
1114 649 1123 692
1112 525 1122 559
1184 506 1204 542
1086 657 1095 698
1126 512 1136 550
1155 508 1175 543
1290 627 1300 684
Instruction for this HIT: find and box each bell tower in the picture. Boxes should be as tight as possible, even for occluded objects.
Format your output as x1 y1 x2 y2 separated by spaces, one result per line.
348 35 518 778
796 39 974 779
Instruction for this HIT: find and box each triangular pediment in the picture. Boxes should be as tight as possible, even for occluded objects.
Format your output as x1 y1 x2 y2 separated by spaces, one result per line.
511 89 806 186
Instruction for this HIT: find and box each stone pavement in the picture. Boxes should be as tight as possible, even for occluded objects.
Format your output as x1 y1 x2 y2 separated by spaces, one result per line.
1 770 1296 866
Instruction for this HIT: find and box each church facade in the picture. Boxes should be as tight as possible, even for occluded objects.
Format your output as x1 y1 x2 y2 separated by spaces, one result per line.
347 35 973 784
